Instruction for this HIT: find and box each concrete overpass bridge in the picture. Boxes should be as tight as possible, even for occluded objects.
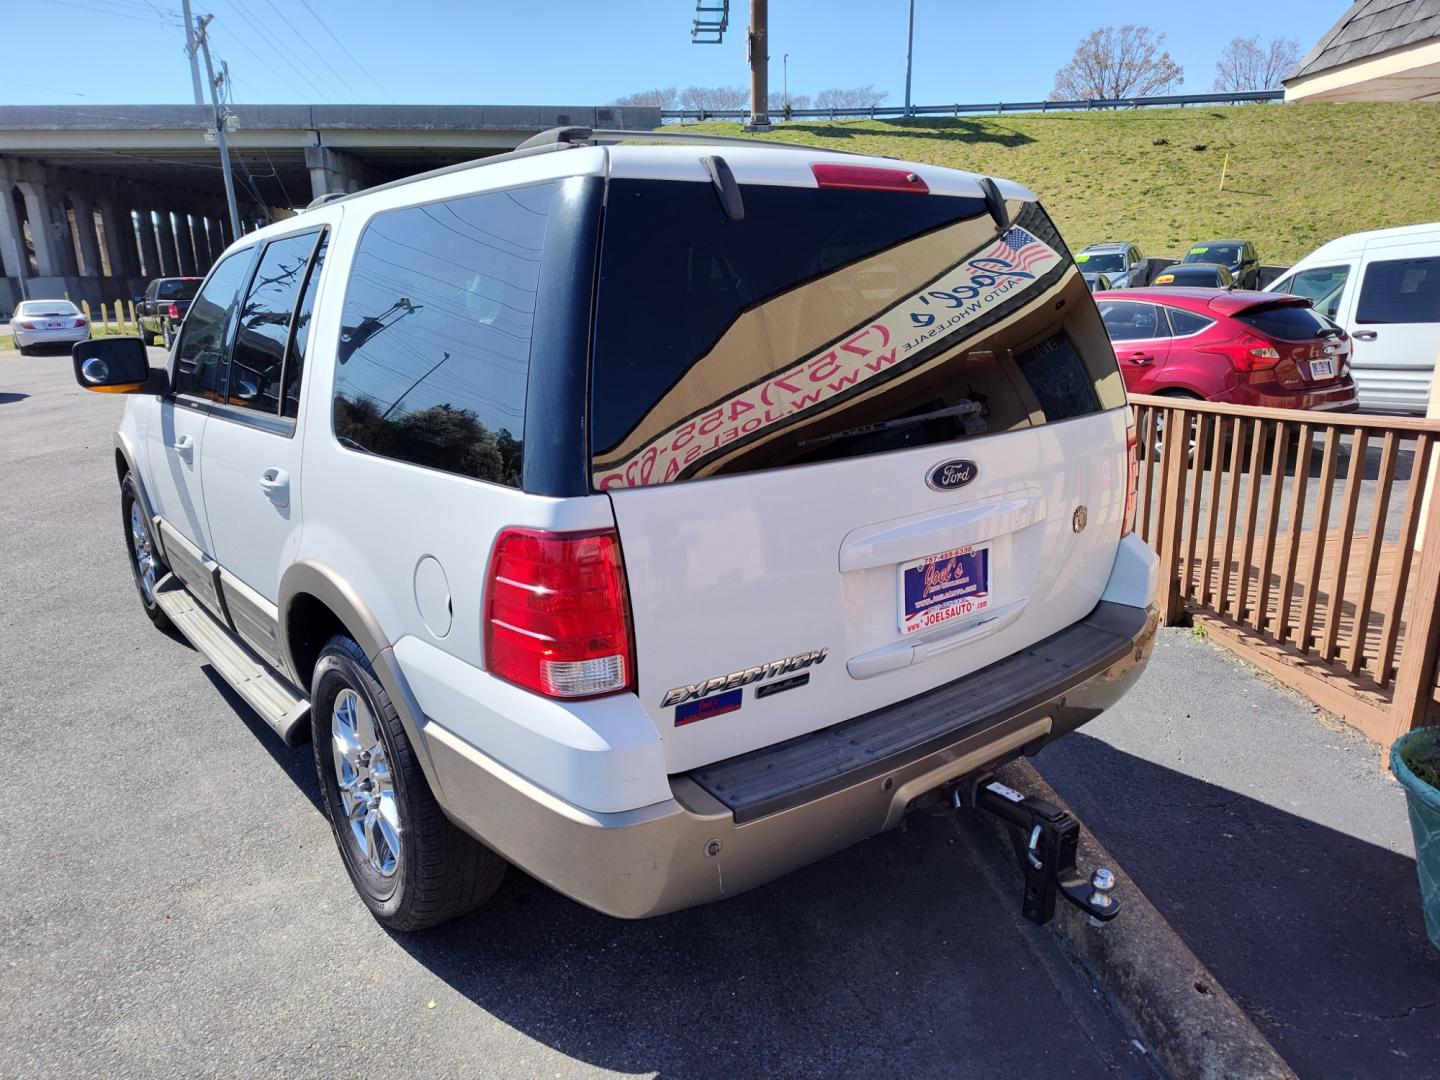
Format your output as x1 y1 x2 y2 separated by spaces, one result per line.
0 103 659 315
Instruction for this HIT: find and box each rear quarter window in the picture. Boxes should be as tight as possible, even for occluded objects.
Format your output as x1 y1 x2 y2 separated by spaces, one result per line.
331 183 554 486
590 182 1123 490
1356 256 1440 325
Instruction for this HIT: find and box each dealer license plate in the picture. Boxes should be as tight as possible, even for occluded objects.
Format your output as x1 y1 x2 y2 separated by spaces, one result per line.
1309 358 1334 380
899 545 991 635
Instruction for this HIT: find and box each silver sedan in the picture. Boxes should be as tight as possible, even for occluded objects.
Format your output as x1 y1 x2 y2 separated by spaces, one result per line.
11 299 90 355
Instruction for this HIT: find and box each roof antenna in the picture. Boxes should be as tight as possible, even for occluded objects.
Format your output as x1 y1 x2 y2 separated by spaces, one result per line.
701 155 745 222
980 177 1010 232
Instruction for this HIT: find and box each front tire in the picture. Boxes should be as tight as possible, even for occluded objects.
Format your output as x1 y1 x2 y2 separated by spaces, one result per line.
311 635 506 931
121 473 173 631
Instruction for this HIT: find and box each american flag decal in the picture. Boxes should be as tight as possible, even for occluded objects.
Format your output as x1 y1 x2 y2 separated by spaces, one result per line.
995 227 1052 272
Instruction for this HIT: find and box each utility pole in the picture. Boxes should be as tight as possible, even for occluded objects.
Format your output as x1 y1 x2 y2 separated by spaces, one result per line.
746 0 771 130
181 0 204 105
904 0 915 119
783 53 788 109
192 14 242 240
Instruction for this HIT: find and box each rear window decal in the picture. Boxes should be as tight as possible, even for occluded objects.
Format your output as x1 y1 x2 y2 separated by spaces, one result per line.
594 226 1063 490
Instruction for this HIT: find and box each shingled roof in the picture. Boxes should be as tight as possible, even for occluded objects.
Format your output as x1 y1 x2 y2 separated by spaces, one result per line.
1288 0 1440 80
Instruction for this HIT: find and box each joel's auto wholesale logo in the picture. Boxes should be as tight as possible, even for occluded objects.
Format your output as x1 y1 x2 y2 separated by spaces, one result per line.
926 459 978 491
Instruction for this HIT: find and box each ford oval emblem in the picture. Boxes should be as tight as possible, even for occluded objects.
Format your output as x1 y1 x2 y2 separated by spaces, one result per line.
926 459 978 492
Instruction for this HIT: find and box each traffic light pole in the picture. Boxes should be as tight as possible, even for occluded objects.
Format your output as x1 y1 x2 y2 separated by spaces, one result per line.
746 0 771 130
192 14 243 240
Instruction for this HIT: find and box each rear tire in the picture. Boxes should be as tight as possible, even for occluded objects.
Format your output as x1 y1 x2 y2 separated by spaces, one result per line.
311 635 506 931
1144 390 1204 462
16 342 31 356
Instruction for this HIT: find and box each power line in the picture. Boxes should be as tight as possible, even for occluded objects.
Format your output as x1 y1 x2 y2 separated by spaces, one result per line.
38 0 182 24
218 0 337 103
297 0 395 103
261 0 367 102
206 22 316 103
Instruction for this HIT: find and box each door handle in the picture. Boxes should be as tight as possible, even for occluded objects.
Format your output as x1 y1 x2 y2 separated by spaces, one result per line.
1353 331 1378 341
170 433 194 462
258 467 291 508
1126 352 1154 365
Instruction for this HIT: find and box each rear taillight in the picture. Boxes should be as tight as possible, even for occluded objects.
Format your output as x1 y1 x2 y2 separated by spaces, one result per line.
484 527 634 699
811 163 929 193
73 317 87 328
168 303 181 320
1201 335 1282 373
18 321 36 330
1123 423 1139 536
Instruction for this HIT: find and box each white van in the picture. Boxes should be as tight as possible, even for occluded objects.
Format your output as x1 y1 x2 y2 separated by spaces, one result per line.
1266 223 1440 414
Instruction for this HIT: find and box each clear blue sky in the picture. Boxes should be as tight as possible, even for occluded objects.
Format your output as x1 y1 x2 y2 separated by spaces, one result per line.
3 0 1353 107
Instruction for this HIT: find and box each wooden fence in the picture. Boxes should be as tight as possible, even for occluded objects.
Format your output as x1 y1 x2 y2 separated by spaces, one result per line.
1130 392 1440 748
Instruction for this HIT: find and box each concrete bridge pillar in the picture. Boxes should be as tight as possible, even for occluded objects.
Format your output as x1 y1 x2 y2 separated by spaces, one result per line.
174 212 197 276
154 210 178 276
15 180 70 278
68 192 104 277
136 209 161 280
99 196 138 279
305 145 365 200
0 186 26 279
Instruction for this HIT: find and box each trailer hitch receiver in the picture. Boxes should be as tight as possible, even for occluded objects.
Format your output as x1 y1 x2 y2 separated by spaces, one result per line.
962 775 1121 927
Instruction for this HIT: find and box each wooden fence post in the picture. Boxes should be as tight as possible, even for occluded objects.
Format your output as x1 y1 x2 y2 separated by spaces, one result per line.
1389 476 1440 743
1155 407 1190 624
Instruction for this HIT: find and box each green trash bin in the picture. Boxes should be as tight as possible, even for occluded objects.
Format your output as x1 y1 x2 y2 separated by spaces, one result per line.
1391 728 1440 953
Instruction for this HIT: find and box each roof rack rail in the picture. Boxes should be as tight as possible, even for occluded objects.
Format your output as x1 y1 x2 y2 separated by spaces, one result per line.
300 124 877 212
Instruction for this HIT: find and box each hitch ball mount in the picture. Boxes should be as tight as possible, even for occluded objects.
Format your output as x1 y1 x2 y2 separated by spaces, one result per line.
960 774 1121 927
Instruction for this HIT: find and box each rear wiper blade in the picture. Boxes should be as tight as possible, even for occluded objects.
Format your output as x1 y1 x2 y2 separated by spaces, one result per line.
796 401 985 449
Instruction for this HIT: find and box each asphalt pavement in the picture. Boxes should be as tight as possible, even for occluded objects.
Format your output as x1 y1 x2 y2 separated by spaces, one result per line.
1036 630 1437 1079
0 347 1158 1079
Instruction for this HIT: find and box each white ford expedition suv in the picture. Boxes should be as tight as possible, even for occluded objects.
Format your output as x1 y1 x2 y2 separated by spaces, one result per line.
73 128 1158 930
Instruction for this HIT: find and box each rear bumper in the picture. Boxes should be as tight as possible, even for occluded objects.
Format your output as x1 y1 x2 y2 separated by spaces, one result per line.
425 600 1159 918
1225 377 1358 411
13 328 88 347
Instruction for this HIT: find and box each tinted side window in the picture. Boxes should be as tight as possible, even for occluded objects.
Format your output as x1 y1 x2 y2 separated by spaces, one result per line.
284 233 327 419
1235 303 1331 340
172 250 253 399
1166 308 1213 336
333 183 553 486
1356 257 1440 325
1101 301 1165 341
227 231 321 414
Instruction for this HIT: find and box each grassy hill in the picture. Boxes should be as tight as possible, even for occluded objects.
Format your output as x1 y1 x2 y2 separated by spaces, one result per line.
681 102 1440 265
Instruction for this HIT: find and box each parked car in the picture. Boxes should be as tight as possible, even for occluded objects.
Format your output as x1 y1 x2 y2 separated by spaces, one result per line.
1182 239 1260 289
1098 287 1357 411
135 276 202 349
1152 263 1235 289
71 130 1158 930
1083 272 1114 292
1075 241 1147 288
1265 223 1440 414
10 299 89 355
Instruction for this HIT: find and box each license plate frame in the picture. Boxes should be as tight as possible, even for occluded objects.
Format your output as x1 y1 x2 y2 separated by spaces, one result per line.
898 544 991 636
1309 357 1335 380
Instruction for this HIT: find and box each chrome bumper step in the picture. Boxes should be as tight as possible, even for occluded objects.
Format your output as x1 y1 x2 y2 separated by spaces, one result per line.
153 575 310 746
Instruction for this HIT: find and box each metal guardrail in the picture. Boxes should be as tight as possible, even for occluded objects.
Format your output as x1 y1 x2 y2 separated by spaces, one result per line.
661 89 1285 122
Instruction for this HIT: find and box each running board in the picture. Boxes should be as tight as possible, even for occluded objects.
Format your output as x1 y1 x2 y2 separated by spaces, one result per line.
153 575 311 746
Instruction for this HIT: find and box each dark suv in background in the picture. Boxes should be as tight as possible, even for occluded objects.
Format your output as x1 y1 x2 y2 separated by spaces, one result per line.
135 276 201 348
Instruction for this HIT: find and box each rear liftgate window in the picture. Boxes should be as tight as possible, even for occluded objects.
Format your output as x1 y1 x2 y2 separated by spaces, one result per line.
590 181 1124 489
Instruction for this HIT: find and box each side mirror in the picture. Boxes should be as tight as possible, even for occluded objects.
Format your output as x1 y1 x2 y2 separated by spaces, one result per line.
72 337 168 395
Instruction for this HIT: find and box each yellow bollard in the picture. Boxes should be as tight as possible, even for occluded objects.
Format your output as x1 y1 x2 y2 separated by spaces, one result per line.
82 300 93 328
116 300 127 333
127 300 137 331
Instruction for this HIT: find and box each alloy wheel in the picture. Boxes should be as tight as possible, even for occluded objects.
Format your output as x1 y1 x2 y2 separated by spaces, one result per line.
129 502 158 602
330 688 401 877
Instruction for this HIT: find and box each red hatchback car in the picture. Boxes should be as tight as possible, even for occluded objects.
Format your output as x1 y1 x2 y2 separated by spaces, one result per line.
1097 288 1358 411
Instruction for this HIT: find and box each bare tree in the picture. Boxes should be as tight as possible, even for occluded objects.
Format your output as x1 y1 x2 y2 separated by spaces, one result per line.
813 85 888 111
678 85 748 113
1213 36 1302 92
768 91 811 116
610 86 677 109
1050 25 1183 101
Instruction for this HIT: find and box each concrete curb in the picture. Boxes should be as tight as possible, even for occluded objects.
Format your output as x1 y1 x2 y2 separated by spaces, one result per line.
982 760 1297 1080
